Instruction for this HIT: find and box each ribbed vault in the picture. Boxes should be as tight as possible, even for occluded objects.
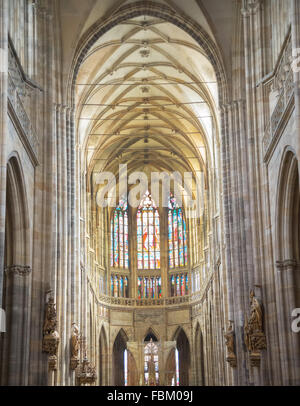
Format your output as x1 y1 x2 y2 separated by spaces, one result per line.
74 7 221 198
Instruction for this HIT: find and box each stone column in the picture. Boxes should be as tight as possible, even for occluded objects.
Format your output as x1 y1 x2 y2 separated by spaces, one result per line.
2 265 31 385
0 0 8 309
291 0 300 162
276 259 300 385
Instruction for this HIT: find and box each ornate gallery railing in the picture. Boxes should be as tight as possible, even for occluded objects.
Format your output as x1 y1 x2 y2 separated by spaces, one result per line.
97 294 191 308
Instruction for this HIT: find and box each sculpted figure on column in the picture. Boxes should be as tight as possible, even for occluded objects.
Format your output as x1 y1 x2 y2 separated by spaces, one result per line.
70 323 80 370
244 290 267 367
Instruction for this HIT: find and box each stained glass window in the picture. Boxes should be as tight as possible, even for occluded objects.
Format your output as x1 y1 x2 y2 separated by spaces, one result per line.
144 339 159 385
111 275 129 298
168 195 188 268
175 348 179 386
137 277 162 299
110 197 129 269
170 273 188 297
137 191 160 270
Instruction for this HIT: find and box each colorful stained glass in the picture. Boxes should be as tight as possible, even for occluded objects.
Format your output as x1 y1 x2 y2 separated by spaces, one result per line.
120 277 124 296
158 277 162 298
171 276 175 296
114 275 118 297
124 277 128 298
170 273 189 297
185 274 189 295
181 274 185 296
110 198 129 270
168 195 188 269
138 277 142 299
137 191 160 270
176 275 180 296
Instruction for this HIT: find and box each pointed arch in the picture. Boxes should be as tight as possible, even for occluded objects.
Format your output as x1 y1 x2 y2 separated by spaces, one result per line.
173 327 191 386
194 323 205 386
112 328 128 386
275 147 300 385
99 325 108 386
144 326 159 342
5 154 30 266
165 347 176 386
0 155 31 386
276 148 300 261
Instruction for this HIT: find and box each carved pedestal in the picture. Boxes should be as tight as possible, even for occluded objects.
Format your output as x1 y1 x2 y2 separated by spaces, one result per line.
42 294 60 371
226 354 237 368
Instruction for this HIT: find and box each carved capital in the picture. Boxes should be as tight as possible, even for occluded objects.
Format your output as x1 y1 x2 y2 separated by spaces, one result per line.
241 0 261 17
276 259 299 271
5 265 31 277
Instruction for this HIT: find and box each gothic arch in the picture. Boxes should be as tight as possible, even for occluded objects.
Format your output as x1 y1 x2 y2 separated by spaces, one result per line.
275 148 300 385
112 328 128 386
194 323 205 386
0 155 31 386
99 326 108 386
276 148 300 261
173 327 191 386
143 326 159 342
5 154 30 266
165 346 176 386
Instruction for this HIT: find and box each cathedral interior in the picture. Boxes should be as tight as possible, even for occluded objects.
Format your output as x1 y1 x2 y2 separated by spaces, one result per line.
0 0 300 387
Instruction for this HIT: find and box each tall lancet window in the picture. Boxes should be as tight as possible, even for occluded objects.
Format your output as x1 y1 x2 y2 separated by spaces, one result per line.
168 195 188 268
110 197 129 269
137 191 160 270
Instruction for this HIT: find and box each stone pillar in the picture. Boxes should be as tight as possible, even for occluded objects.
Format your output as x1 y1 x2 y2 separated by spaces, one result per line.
2 265 31 385
276 259 300 385
291 0 300 162
0 0 8 309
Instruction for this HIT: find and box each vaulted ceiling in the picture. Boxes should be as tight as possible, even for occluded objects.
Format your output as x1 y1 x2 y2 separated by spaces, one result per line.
58 0 235 194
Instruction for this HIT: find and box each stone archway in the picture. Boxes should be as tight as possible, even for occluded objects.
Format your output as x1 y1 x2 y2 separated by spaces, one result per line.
99 326 108 386
174 327 191 386
165 348 176 386
275 149 300 385
194 323 205 386
0 156 31 386
112 329 128 386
